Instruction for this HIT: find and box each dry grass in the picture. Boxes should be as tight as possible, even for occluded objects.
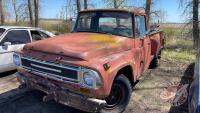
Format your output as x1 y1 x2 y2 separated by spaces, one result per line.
162 27 196 63
6 20 72 34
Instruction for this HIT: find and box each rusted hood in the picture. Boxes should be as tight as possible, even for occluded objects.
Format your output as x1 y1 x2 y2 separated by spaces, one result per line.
24 32 132 60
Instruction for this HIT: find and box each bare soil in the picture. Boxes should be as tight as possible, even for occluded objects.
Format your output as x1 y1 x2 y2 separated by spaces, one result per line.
0 59 194 113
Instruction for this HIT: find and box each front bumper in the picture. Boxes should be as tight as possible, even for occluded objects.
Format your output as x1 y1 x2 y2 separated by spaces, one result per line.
16 72 106 113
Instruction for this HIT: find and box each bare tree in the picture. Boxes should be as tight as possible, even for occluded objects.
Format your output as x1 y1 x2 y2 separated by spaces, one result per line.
28 0 33 26
145 0 152 24
10 0 30 25
12 0 27 24
76 0 81 13
84 0 88 10
34 0 39 27
179 0 199 49
104 0 127 8
58 7 65 20
193 0 199 49
114 0 117 8
0 0 5 25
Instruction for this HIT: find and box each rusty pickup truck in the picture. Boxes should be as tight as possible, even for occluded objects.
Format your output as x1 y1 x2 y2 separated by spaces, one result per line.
14 8 164 113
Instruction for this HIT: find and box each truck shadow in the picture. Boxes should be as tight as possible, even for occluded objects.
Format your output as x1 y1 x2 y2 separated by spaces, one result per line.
0 89 88 113
0 70 17 78
168 63 195 113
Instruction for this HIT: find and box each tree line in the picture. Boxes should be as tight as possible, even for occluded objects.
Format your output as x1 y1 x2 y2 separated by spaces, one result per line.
0 0 199 49
179 0 199 49
0 0 39 27
0 0 154 27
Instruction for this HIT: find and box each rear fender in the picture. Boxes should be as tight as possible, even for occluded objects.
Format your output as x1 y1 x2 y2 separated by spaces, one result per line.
150 39 159 57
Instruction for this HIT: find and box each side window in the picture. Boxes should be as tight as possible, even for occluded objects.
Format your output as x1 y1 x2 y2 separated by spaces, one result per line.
77 16 92 30
39 31 50 38
30 30 43 41
1 30 30 45
76 13 96 31
135 16 146 38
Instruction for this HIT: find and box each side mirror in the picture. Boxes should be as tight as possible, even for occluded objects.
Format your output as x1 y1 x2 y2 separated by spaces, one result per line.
3 42 11 47
150 24 160 31
146 24 160 35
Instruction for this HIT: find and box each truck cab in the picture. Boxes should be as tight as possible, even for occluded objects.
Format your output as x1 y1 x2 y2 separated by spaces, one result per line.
14 9 164 113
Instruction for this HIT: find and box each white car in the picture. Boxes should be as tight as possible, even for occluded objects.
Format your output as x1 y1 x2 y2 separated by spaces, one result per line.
0 26 55 73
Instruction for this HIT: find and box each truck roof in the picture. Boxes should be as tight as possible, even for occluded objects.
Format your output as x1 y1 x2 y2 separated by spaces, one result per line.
80 8 146 15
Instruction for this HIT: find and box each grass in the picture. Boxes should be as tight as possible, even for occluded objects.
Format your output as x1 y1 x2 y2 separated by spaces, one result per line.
161 27 196 63
162 49 196 62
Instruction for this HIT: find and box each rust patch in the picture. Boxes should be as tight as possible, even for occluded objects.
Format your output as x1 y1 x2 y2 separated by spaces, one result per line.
87 34 123 47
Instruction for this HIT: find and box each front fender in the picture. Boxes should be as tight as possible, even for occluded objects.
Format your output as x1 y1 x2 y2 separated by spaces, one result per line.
99 51 135 96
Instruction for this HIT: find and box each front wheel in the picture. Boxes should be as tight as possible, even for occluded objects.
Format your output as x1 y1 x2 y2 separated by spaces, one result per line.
100 75 132 113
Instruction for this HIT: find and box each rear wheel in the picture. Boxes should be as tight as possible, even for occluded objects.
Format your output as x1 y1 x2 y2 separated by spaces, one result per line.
149 56 159 69
100 75 132 113
149 50 162 69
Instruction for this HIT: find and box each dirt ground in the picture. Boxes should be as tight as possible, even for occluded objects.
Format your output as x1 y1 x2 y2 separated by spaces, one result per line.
0 59 194 113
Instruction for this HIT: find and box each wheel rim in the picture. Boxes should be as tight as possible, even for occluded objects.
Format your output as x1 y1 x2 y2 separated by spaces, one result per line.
105 83 125 109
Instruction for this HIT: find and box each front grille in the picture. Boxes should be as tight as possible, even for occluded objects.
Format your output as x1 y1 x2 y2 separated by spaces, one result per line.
21 57 79 83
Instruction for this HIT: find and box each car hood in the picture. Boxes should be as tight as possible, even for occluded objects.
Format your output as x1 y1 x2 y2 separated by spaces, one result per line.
24 32 132 60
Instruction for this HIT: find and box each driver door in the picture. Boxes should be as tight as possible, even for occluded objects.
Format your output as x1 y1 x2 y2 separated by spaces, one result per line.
134 15 151 77
0 30 31 72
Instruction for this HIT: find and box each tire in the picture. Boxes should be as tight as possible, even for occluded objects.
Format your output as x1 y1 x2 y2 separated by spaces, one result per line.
149 56 159 69
100 74 132 113
149 50 162 69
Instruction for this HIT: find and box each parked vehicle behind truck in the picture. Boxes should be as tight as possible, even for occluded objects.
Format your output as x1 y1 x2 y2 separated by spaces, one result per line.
14 9 164 113
0 26 55 73
188 52 200 113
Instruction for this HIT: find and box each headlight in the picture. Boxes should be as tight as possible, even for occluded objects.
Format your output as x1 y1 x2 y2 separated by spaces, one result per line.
13 53 21 66
82 68 102 89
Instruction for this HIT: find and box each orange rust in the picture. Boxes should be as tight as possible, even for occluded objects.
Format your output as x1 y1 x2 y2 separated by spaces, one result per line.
16 9 164 99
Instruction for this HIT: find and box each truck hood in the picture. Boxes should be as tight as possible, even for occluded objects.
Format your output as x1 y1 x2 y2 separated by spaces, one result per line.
24 32 132 60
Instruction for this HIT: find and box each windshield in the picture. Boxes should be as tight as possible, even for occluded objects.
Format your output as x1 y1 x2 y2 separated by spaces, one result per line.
0 28 5 36
74 11 133 37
